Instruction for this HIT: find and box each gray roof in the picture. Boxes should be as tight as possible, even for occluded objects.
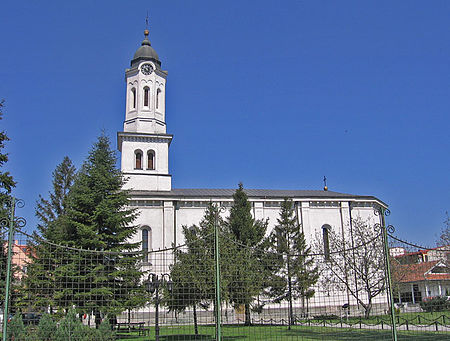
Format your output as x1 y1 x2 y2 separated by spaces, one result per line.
131 32 161 68
129 188 384 203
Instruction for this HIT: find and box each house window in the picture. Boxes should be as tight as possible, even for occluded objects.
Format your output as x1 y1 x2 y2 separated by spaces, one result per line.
135 150 143 169
142 227 151 263
147 150 155 170
156 88 161 109
144 87 150 107
131 87 136 109
322 224 331 261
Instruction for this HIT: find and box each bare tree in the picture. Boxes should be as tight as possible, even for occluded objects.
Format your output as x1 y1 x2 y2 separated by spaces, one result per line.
315 217 386 318
389 256 411 304
437 212 450 247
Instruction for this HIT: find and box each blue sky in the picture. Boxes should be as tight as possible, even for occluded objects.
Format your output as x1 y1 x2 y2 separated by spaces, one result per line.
0 1 449 246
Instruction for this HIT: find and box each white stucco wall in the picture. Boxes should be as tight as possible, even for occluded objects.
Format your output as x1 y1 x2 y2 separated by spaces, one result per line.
129 198 383 252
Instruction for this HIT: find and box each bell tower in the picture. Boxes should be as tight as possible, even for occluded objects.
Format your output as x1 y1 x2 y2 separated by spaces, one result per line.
118 29 172 191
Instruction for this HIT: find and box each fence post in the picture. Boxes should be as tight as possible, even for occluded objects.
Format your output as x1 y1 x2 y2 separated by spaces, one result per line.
214 206 222 341
2 197 16 341
380 207 398 341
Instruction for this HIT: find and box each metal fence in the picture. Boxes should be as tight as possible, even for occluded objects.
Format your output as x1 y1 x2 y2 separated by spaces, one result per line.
0 200 449 340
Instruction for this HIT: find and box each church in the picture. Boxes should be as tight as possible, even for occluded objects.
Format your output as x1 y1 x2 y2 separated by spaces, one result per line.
117 29 387 263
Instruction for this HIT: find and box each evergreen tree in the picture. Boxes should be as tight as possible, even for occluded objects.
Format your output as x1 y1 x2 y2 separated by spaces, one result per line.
267 198 318 328
169 203 231 335
25 157 76 311
0 100 16 215
227 183 267 325
54 134 144 326
35 156 76 241
0 100 16 305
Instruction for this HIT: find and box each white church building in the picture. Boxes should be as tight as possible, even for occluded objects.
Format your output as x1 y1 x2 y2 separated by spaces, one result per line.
118 29 387 258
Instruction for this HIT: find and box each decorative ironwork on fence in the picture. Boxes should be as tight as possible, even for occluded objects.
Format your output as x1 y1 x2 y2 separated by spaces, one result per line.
0 200 449 340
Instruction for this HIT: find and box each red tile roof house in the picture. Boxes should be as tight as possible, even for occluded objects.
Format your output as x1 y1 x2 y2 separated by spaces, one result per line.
391 258 450 311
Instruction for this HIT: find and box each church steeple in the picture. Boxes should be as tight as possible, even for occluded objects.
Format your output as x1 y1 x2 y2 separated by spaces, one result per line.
118 29 172 192
123 30 168 135
130 29 161 68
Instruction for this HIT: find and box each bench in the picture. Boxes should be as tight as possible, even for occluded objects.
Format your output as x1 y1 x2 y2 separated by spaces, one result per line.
116 322 147 336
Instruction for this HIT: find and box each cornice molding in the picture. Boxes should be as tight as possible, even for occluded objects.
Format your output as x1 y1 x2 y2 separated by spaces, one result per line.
117 131 173 150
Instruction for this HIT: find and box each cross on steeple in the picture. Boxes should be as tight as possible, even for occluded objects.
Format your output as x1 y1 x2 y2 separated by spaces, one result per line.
323 176 328 191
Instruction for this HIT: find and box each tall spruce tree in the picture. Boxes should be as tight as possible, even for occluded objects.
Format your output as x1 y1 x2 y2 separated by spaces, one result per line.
25 157 76 310
54 134 144 326
267 198 318 328
168 203 233 335
227 183 267 325
35 156 76 241
0 100 16 215
0 100 16 305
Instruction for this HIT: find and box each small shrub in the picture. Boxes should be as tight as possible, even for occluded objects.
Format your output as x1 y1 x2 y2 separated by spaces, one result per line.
420 296 450 312
54 309 89 341
95 319 116 341
388 307 401 315
36 313 57 340
25 326 40 341
7 313 26 340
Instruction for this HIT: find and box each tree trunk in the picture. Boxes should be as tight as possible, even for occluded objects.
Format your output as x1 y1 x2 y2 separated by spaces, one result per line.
127 309 131 324
193 304 199 335
94 311 101 329
364 302 372 319
288 277 294 329
244 303 251 326
287 255 294 329
301 294 305 318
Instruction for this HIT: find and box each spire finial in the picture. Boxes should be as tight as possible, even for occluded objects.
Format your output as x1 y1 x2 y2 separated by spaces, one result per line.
323 176 328 191
144 11 149 37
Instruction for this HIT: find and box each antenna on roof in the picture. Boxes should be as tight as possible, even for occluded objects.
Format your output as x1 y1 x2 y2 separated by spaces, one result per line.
323 176 328 191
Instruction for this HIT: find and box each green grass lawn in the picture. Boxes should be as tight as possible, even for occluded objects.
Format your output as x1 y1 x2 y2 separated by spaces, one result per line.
116 324 449 340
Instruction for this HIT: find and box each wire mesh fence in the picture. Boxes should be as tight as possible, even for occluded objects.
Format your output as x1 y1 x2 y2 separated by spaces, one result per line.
387 232 450 337
0 205 449 340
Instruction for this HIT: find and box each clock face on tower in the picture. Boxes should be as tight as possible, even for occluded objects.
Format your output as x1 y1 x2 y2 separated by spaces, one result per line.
141 63 154 75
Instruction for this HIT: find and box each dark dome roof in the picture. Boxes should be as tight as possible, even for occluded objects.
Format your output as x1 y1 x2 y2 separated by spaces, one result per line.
131 30 161 68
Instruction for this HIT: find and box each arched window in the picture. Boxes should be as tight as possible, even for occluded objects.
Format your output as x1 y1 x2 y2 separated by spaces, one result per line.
147 150 155 170
130 87 136 109
135 150 143 169
143 87 150 107
156 88 161 109
322 224 331 261
142 227 151 263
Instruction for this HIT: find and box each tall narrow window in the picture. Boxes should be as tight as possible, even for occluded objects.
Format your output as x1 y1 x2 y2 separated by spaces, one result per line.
144 87 150 107
135 150 142 169
156 88 161 109
142 228 150 263
147 150 155 170
131 88 136 109
322 224 331 261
